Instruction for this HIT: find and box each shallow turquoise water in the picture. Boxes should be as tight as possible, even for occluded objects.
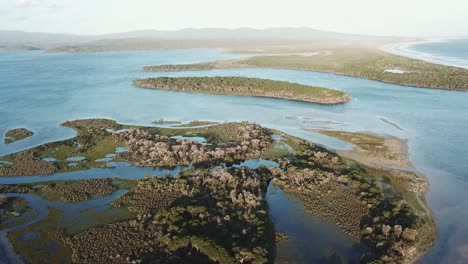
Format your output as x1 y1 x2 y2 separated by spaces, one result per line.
1 47 468 262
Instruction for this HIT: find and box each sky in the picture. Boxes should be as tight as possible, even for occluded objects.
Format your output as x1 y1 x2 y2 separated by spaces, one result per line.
0 0 467 37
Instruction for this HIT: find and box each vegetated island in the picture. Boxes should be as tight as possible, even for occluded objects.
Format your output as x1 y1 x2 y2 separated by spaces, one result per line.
0 118 435 263
133 77 351 105
4 128 34 144
143 46 468 91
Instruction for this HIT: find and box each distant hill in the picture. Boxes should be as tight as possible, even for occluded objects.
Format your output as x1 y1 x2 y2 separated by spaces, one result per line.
102 27 383 40
0 30 96 49
0 27 401 53
0 44 42 52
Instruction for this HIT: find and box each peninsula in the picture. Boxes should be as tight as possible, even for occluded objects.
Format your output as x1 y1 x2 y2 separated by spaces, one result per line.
143 46 468 91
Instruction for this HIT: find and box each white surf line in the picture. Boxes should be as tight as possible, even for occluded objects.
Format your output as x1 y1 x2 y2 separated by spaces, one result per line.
381 39 468 70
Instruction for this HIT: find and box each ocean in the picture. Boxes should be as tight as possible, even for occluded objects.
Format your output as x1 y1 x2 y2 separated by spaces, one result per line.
387 38 468 69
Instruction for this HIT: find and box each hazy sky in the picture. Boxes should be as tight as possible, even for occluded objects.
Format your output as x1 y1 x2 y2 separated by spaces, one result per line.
0 0 467 37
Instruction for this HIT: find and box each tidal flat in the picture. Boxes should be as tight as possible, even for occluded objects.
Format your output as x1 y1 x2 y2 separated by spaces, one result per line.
0 119 435 263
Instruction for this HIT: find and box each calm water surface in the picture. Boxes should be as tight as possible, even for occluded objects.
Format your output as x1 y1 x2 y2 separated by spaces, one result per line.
1 47 468 263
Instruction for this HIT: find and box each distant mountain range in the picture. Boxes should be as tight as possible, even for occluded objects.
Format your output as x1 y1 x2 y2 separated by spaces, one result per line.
0 27 401 52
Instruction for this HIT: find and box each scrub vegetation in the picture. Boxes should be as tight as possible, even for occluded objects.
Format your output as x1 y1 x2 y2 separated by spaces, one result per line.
0 119 435 263
144 47 468 90
133 77 351 105
4 128 34 144
40 178 118 203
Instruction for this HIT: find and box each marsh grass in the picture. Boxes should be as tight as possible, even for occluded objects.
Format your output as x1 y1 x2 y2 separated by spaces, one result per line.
8 207 73 264
8 201 134 264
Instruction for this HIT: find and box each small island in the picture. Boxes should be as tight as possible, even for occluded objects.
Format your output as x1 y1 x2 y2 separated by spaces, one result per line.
4 128 34 144
133 77 351 105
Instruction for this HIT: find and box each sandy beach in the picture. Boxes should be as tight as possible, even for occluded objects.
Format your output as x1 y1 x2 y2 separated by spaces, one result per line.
382 39 468 69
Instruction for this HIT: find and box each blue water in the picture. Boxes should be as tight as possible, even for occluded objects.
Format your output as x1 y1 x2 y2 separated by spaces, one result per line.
407 39 468 69
267 184 366 263
0 45 468 262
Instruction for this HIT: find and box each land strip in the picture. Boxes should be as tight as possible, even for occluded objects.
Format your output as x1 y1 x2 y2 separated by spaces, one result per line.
143 46 468 91
133 77 351 105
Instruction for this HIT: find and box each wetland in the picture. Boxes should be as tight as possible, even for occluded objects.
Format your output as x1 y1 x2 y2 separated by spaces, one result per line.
0 119 435 263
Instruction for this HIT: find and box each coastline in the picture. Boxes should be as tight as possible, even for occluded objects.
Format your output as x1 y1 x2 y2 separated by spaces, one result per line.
382 39 468 70
144 44 468 91
313 130 413 169
311 129 436 263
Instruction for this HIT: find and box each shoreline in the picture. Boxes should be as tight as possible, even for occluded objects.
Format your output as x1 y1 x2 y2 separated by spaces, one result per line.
382 39 468 70
313 130 414 169
311 129 436 263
